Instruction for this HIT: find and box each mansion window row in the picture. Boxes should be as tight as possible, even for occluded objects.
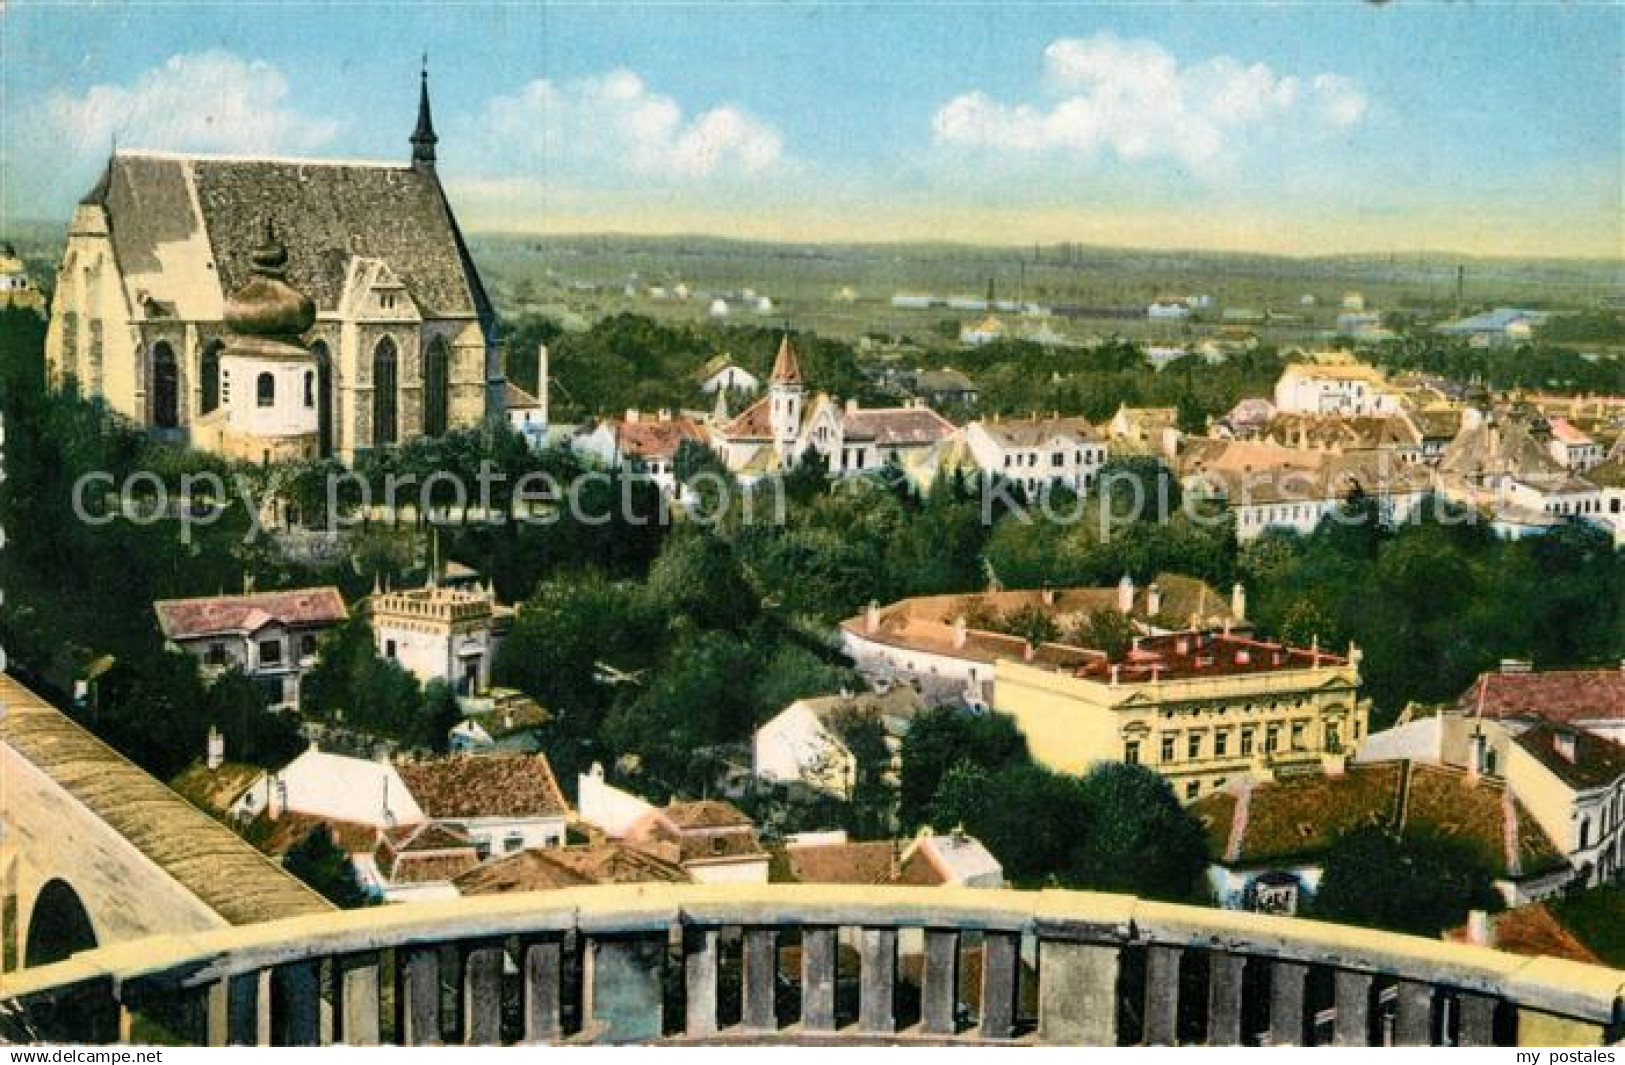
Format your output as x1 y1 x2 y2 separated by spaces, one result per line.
1124 716 1357 766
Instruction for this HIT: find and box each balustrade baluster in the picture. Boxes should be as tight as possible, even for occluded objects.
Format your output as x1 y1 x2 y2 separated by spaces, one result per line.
522 934 564 1043
978 930 1021 1040
742 926 778 1032
462 939 505 1045
205 971 263 1046
1268 959 1308 1046
921 929 959 1037
1393 980 1435 1046
682 926 718 1037
336 952 380 1046
859 926 898 1035
397 946 442 1046
1457 991 1498 1047
1144 944 1182 1045
1206 951 1245 1045
1333 969 1374 1047
800 926 838 1033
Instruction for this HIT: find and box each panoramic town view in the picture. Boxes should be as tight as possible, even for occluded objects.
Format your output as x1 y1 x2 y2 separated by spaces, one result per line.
0 0 1622 1052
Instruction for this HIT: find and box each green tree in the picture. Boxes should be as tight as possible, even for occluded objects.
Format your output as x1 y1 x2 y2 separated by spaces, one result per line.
1313 826 1502 937
283 825 371 908
898 707 1027 830
419 679 463 754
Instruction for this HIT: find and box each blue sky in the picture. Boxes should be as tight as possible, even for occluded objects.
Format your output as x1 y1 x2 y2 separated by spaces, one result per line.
3 2 1620 256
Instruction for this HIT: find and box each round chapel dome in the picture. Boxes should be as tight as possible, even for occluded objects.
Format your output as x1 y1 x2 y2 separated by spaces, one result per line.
224 221 316 338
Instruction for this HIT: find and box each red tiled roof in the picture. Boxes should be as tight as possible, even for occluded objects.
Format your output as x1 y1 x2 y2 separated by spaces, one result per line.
1514 723 1625 790
155 586 348 640
721 395 775 440
1447 903 1601 965
396 754 570 820
663 799 752 829
1459 670 1625 725
769 335 803 385
247 812 380 857
842 407 956 446
454 843 689 894
615 416 706 460
1194 761 1566 879
775 840 900 885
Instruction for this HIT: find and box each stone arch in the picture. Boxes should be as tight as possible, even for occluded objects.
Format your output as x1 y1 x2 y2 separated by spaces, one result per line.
24 878 97 968
423 334 450 437
373 335 399 447
151 341 180 428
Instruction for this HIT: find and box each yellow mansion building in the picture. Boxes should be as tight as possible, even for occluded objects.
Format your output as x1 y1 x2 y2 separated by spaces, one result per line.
995 630 1369 802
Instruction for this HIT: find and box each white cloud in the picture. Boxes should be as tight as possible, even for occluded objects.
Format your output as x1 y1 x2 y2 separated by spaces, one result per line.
933 33 1369 170
46 51 342 157
478 69 783 182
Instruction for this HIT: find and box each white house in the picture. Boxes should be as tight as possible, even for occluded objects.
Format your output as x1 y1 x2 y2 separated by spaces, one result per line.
693 354 761 396
1547 418 1604 472
1273 361 1403 416
965 415 1108 495
230 745 425 829
754 686 925 798
155 586 349 708
573 408 708 491
369 579 514 695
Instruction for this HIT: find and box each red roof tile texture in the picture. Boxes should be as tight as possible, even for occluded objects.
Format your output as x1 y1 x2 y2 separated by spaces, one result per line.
396 753 569 820
1459 670 1625 725
155 587 348 640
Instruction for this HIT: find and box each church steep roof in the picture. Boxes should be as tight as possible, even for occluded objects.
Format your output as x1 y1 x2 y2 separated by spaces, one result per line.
94 152 484 323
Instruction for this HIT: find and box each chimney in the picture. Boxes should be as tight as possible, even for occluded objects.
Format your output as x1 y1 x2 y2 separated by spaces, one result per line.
625 409 640 424
953 614 968 649
1023 642 1036 663
865 600 880 635
658 408 673 423
1553 728 1578 764
1040 586 1055 606
845 398 860 415
1231 582 1247 622
1466 909 1491 946
1146 583 1162 617
1500 658 1532 674
206 726 225 770
1117 574 1135 614
268 775 287 819
1110 664 1121 685
537 343 550 426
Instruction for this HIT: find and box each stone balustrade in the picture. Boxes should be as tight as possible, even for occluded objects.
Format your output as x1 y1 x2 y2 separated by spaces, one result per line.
1 884 1619 1046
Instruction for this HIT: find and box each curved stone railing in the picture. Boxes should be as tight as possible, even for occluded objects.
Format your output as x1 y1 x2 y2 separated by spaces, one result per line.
1 884 1620 1046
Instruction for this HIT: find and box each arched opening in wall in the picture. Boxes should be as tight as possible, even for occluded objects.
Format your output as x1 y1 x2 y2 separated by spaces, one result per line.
257 372 276 408
373 337 398 447
151 342 180 428
25 879 97 967
424 335 450 437
310 340 334 457
200 340 224 414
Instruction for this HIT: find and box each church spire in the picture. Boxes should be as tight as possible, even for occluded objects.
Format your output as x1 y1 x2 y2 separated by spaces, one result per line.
411 55 438 171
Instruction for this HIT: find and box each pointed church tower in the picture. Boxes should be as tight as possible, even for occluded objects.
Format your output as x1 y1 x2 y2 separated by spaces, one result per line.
410 58 438 172
768 334 804 457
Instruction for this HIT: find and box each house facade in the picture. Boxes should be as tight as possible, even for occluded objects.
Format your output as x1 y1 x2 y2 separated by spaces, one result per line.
368 580 514 695
154 586 348 707
995 631 1369 802
965 415 1108 495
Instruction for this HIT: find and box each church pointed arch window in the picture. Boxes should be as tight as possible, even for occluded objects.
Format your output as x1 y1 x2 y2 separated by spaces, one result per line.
256 372 276 408
373 336 399 447
424 335 450 436
151 341 179 428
